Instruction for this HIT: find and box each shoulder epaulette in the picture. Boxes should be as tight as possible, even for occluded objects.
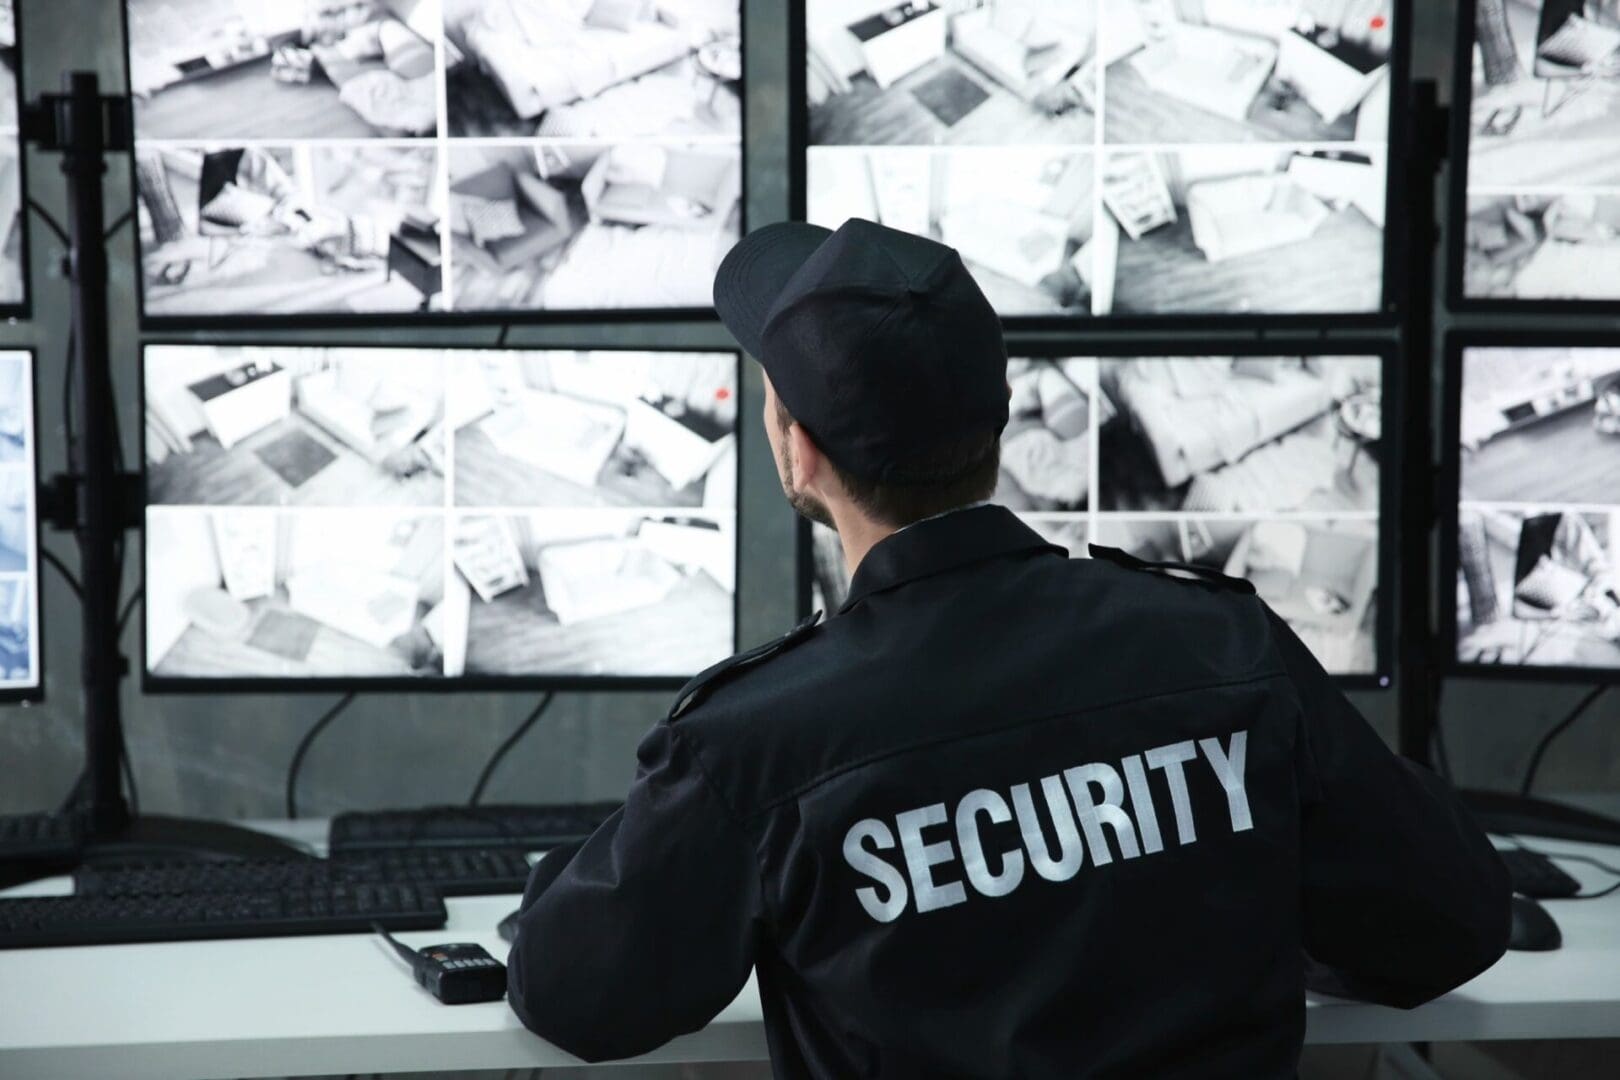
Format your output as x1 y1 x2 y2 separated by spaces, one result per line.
669 612 823 721
1088 544 1257 595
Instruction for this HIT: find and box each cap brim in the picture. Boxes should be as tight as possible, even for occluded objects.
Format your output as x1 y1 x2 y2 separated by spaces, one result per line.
714 222 833 360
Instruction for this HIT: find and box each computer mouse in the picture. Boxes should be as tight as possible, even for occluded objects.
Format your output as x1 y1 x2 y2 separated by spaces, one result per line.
497 908 520 944
1507 895 1561 952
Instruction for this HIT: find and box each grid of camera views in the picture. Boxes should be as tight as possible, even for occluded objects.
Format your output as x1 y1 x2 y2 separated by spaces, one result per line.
143 344 738 682
808 353 1385 675
0 351 39 693
1455 345 1620 671
803 0 1393 317
1461 1 1620 301
0 1 24 310
126 0 743 318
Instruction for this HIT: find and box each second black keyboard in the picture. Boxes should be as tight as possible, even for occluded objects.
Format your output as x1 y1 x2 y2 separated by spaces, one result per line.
76 848 535 899
0 884 445 950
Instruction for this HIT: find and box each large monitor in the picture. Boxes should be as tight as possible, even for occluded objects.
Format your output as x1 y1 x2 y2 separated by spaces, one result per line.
1452 0 1620 309
123 0 744 326
0 0 28 317
141 343 739 689
1446 335 1620 678
803 346 1394 684
795 0 1403 323
0 349 40 701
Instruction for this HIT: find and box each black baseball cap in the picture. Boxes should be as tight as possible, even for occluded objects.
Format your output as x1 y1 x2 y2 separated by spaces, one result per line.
713 218 1009 485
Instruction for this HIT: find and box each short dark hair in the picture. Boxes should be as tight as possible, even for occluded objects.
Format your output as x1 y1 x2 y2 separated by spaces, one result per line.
775 397 1000 528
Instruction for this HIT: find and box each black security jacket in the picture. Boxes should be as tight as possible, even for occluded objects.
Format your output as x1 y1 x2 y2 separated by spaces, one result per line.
506 506 1510 1078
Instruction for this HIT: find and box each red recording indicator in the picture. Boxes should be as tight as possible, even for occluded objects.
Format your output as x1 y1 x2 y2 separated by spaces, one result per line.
1370 15 1387 30
715 388 731 401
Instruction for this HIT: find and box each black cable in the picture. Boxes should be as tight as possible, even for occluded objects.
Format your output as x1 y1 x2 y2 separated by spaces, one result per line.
285 693 358 820
102 208 134 241
117 587 143 633
496 323 512 348
1430 713 1454 783
1520 687 1607 797
39 548 82 597
121 742 140 818
469 694 556 806
26 198 68 247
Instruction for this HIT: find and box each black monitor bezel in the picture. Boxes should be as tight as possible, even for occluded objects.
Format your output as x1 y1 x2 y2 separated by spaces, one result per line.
787 0 1413 332
0 345 42 703
1444 0 1620 315
0 1 33 322
138 339 744 694
795 336 1400 690
1441 329 1620 684
117 1 750 330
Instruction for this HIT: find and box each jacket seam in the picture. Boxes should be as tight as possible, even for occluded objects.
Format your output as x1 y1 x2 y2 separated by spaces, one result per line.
670 723 786 941
736 667 1294 819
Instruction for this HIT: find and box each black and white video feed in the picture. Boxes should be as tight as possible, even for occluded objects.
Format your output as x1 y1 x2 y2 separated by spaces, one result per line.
1097 146 1386 316
1462 1 1620 301
448 511 735 678
1465 0 1620 190
0 0 22 309
146 509 446 680
1463 192 1620 300
1095 516 1380 675
447 140 742 311
807 148 1096 316
800 2 1394 318
143 344 740 682
451 350 737 509
124 0 744 318
1099 355 1382 514
445 0 741 139
0 349 37 693
998 358 1095 512
1101 0 1393 144
805 0 1098 146
127 0 443 141
1456 508 1620 670
145 345 447 508
135 143 446 317
1455 345 1620 672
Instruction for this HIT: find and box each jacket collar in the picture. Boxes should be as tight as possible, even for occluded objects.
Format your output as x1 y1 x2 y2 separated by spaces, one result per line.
838 504 1066 614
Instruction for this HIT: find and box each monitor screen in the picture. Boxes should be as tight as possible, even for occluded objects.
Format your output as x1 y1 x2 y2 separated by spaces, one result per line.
1451 342 1620 675
798 1 1397 320
0 0 27 316
142 343 739 687
1455 0 1620 306
124 0 744 324
805 350 1390 681
0 348 40 699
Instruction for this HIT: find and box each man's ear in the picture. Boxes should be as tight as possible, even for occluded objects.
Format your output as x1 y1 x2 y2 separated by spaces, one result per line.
788 421 822 494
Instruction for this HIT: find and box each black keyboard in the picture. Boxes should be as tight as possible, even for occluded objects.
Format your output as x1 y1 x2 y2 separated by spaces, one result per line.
76 848 534 899
1501 848 1582 899
0 883 445 949
328 802 618 854
0 813 81 861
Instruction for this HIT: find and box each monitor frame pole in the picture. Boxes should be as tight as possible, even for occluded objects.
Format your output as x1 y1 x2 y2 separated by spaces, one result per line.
24 72 299 863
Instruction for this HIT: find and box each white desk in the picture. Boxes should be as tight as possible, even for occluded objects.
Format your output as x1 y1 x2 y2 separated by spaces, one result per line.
3 836 1619 1080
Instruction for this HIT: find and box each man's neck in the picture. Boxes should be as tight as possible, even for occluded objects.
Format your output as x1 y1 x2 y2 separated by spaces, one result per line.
829 503 896 582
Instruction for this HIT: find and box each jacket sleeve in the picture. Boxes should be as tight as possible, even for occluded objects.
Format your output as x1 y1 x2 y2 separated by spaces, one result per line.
1271 611 1512 1008
505 720 763 1062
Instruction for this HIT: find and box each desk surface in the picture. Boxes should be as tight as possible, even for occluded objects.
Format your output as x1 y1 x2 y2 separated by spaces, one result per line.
4 835 1620 1079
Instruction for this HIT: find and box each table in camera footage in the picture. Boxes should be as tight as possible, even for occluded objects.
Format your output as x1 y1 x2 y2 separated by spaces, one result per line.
3 827 1620 1079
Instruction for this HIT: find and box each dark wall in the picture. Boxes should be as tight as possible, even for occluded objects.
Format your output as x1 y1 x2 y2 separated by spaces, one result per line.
2 0 1615 821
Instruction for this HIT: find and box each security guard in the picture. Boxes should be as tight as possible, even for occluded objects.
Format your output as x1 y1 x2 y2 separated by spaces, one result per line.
505 219 1511 1077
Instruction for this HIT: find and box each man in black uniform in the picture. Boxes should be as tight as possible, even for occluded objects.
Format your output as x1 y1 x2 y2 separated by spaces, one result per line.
505 219 1511 1077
